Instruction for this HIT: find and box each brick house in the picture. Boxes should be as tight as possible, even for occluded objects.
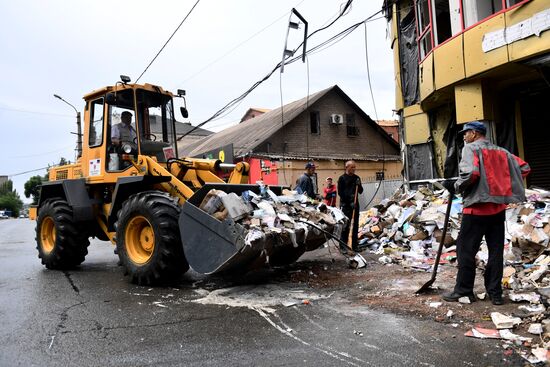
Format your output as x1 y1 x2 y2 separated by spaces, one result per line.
377 120 400 142
180 85 402 200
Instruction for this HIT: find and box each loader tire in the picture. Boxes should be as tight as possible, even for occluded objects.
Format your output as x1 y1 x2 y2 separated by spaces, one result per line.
36 198 90 269
115 191 189 285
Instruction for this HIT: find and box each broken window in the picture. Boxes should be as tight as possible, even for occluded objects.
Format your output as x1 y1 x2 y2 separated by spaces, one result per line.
413 0 524 61
462 0 503 28
310 111 320 134
416 0 433 59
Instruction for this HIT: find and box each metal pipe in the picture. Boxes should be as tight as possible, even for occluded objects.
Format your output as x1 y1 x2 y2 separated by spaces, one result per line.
219 163 237 171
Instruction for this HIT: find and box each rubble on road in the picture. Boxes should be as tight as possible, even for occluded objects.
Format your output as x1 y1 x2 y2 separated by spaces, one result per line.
356 185 550 364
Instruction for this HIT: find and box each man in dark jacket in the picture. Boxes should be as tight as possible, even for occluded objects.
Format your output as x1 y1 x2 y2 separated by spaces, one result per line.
338 160 363 251
295 162 316 199
442 121 530 305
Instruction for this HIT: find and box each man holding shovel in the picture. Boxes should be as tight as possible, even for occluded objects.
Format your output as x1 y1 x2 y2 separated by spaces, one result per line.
338 160 363 252
441 121 530 305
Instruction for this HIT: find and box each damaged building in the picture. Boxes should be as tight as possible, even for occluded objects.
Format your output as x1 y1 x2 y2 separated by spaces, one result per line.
383 0 550 189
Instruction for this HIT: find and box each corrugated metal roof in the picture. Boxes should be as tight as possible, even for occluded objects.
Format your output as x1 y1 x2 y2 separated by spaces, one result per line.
180 86 333 157
249 152 402 161
180 85 400 158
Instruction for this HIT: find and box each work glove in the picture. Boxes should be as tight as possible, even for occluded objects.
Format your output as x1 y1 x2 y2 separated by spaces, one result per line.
442 179 456 194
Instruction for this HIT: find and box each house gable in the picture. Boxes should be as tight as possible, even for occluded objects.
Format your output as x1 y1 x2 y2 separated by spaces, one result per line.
254 89 400 159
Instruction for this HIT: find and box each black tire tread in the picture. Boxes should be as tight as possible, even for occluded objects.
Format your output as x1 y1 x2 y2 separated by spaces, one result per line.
115 191 188 285
35 198 90 269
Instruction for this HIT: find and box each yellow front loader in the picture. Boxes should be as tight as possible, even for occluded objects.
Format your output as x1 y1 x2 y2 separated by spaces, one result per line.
34 77 333 285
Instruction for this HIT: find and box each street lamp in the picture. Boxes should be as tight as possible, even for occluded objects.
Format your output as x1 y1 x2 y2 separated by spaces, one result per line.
53 94 82 159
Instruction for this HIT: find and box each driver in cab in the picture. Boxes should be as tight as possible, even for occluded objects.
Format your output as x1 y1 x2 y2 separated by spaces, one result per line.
111 111 137 147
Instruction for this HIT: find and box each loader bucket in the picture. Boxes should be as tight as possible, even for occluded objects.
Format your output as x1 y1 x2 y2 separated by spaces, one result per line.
179 184 330 275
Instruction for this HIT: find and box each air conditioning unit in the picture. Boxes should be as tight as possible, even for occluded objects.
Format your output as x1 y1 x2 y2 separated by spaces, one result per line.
330 114 343 124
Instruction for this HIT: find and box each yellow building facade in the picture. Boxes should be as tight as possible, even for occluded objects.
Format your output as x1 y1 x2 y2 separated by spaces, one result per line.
385 0 550 189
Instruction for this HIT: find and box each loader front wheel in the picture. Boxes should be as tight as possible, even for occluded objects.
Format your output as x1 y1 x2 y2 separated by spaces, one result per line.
36 198 90 269
116 191 189 285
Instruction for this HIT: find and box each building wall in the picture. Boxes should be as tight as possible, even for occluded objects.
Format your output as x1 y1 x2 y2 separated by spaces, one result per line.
257 90 400 158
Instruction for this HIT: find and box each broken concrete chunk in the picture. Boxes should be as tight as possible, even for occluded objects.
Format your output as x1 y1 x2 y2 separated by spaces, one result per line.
491 312 522 329
220 192 251 221
528 323 543 335
509 292 541 303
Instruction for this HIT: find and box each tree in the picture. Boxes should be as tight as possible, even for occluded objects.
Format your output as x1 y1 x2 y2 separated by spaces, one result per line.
0 180 23 217
24 175 43 204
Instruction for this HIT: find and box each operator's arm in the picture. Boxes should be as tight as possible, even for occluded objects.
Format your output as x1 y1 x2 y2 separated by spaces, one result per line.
111 124 121 146
455 144 479 193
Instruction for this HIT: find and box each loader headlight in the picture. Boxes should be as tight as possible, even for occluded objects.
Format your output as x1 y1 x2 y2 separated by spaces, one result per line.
122 143 133 154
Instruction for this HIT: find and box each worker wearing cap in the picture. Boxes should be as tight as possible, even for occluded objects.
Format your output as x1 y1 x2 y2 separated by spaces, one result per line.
323 177 337 207
295 162 317 199
441 121 530 305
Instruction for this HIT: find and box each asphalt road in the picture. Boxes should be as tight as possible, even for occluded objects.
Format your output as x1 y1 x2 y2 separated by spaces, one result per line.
0 219 523 366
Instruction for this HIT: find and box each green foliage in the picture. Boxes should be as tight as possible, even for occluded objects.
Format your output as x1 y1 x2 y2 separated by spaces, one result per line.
24 175 43 205
0 180 13 196
0 180 23 217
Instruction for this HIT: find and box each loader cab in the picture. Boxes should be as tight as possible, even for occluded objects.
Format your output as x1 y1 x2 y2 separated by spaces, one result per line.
103 86 178 172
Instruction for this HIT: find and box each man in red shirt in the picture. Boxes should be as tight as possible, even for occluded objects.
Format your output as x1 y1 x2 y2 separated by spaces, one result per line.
323 177 337 207
442 121 530 305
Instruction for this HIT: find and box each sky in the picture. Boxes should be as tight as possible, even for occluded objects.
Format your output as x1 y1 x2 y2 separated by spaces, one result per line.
0 0 396 203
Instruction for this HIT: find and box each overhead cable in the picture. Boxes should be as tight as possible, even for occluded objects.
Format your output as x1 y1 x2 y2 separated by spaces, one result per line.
178 3 386 140
136 0 201 83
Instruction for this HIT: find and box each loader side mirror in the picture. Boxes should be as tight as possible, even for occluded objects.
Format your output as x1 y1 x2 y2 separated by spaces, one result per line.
105 93 117 105
180 107 189 119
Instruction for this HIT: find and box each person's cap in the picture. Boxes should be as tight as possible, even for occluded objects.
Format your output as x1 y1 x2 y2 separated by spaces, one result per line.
459 121 486 135
326 177 332 181
305 162 315 169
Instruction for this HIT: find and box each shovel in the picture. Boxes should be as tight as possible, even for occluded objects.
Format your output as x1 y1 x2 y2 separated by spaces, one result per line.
416 183 455 294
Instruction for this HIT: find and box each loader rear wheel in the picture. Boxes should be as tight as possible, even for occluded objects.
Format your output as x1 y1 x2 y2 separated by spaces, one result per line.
116 191 189 285
35 198 90 269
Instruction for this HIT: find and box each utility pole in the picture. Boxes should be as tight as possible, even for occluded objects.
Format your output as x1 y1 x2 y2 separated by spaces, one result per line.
53 94 82 159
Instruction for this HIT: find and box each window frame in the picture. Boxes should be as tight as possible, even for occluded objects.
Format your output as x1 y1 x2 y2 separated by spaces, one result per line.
346 113 359 137
414 0 532 63
88 97 105 148
309 111 320 135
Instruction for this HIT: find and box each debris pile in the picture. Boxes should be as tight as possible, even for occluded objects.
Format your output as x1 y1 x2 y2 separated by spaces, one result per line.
357 186 550 364
356 186 460 270
198 185 346 268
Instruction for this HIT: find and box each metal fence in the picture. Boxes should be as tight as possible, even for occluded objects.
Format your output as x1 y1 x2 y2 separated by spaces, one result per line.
358 179 404 210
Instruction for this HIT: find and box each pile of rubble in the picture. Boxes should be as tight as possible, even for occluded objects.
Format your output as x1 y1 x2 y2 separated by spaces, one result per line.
357 186 550 364
198 185 347 267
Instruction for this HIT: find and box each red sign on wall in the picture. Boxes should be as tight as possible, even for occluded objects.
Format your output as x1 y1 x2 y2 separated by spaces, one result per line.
247 158 279 185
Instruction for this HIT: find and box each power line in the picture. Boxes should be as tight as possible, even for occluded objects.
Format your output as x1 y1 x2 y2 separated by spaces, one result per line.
0 106 73 118
7 145 73 159
179 0 307 85
7 167 49 177
178 1 373 140
135 0 201 83
363 23 379 121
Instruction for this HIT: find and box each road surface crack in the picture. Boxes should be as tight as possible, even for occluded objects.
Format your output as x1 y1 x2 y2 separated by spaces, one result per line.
63 271 80 294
